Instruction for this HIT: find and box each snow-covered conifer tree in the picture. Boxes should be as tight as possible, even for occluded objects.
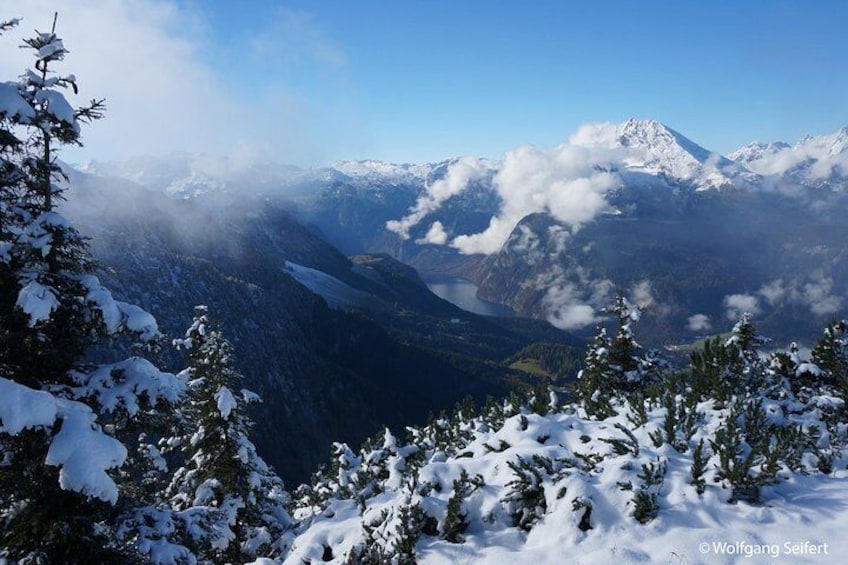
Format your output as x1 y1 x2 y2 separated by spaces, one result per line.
576 296 650 418
167 306 292 563
810 320 848 396
0 17 182 563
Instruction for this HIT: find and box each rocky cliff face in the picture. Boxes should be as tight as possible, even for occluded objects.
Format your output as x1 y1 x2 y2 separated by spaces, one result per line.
475 185 848 345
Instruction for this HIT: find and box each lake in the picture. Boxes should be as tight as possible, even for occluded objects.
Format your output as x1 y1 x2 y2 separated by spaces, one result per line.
425 277 515 317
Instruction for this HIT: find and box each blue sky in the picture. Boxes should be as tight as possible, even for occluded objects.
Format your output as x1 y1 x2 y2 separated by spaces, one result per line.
3 0 847 164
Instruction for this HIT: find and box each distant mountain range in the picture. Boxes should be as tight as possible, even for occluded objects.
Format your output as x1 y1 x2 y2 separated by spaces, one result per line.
75 120 848 197
730 126 848 191
69 120 848 350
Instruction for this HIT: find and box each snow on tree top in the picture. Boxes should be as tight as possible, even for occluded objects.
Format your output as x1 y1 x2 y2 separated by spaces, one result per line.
46 401 127 503
117 302 159 340
242 388 261 404
37 36 66 59
80 275 160 339
0 376 59 435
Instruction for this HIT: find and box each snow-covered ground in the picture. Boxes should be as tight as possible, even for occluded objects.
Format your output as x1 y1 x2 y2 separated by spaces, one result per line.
284 391 847 564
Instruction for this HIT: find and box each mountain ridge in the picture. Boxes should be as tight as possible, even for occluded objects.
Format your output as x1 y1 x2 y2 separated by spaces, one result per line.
72 121 848 203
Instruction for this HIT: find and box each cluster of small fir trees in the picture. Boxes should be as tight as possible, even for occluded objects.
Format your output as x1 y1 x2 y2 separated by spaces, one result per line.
286 298 848 561
576 301 848 506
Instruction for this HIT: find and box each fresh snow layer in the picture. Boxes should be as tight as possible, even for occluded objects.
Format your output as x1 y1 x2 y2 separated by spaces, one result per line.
70 357 184 417
0 81 35 120
283 261 375 310
16 280 60 327
0 377 59 434
0 377 127 503
35 88 75 126
286 404 848 564
46 402 127 502
82 275 160 339
215 385 237 420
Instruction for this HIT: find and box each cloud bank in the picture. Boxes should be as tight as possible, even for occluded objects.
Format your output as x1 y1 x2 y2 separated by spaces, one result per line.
757 274 843 317
387 156 493 240
453 144 622 255
542 276 661 332
687 314 712 332
721 273 843 322
387 138 633 255
723 294 762 320
0 1 353 165
741 129 848 189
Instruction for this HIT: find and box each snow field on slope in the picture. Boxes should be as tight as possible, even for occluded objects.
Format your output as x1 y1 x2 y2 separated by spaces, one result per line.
285 403 848 564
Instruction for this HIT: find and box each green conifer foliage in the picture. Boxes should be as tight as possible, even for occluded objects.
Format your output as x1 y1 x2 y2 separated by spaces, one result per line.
0 17 169 564
811 321 848 397
168 306 292 562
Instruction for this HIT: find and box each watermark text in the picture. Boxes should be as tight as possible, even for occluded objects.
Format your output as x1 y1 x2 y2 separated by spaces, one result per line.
698 540 828 558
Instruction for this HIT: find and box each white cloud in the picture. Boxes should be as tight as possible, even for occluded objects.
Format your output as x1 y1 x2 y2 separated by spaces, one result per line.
758 278 787 306
386 156 492 240
0 1 352 165
250 8 346 69
511 225 540 253
547 225 570 256
543 283 602 331
705 152 723 168
801 276 842 316
452 215 521 255
569 122 620 147
588 278 615 306
540 274 615 331
630 280 655 310
451 143 624 255
384 125 637 255
742 133 848 189
757 274 843 317
723 293 761 320
687 314 712 331
416 221 448 245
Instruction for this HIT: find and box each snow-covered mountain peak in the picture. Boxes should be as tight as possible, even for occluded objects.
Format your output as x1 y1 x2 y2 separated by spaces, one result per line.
728 141 791 165
730 126 848 189
332 159 434 183
71 153 311 199
596 118 731 166
796 125 848 157
619 118 687 148
571 119 750 190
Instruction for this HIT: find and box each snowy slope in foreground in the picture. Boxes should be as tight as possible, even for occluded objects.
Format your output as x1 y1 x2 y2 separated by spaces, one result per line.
284 394 847 564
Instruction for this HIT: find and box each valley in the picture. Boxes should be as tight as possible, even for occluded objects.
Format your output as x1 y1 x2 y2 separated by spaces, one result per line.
59 119 848 487
3 6 848 564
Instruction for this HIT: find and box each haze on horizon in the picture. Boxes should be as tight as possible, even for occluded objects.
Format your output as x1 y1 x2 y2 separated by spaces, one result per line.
1 0 846 167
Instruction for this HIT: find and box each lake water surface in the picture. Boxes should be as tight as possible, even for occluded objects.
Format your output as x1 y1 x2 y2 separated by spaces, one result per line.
425 278 515 317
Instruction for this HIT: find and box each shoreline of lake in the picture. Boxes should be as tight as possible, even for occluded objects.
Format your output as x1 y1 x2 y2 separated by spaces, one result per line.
424 276 515 317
